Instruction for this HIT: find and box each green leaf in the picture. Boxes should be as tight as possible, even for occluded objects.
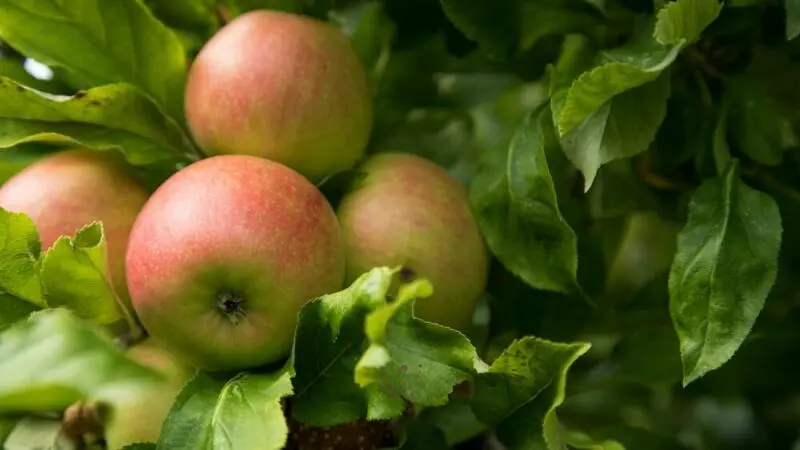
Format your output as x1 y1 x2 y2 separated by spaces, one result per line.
471 337 591 449
440 0 523 58
0 292 39 330
40 222 121 325
0 308 163 414
2 417 75 450
157 370 293 450
669 161 782 385
0 77 198 165
787 0 800 40
653 0 723 45
560 70 671 191
416 394 488 446
331 1 395 94
520 1 604 51
290 267 396 426
0 0 188 121
556 28 681 136
355 279 479 408
726 74 789 166
470 108 580 294
0 207 43 307
143 0 220 36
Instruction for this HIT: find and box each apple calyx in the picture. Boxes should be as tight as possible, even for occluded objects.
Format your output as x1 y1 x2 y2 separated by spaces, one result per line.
216 290 246 324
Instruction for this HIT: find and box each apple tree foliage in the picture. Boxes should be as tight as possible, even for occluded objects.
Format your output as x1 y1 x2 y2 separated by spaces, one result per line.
0 0 798 448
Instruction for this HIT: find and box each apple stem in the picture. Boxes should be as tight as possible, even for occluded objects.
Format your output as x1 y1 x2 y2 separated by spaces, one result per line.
113 293 145 344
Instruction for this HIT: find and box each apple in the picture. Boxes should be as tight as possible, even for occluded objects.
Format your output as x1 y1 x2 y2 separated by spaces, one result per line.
125 154 346 371
0 149 150 307
336 153 490 331
103 340 194 450
184 10 373 183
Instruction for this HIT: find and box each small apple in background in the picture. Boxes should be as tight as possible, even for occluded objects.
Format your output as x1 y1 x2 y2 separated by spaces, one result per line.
0 149 150 308
125 154 346 372
103 340 194 450
336 152 490 331
184 10 373 183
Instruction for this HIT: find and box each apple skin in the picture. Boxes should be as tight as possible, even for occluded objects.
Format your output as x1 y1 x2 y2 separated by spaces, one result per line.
336 153 489 331
104 340 194 450
0 149 149 307
125 154 346 371
184 10 373 183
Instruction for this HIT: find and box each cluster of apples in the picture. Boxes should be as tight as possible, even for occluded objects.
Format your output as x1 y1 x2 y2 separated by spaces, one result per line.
0 10 488 449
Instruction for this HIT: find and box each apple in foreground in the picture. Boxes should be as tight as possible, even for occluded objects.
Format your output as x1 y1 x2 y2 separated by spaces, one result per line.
0 149 149 307
336 153 489 331
125 155 346 371
184 10 373 183
104 340 194 450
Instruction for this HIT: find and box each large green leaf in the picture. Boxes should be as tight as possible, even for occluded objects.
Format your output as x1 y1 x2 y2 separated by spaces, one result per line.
669 161 782 385
0 77 199 165
559 70 672 191
0 0 188 121
355 279 479 408
471 337 591 449
555 32 681 137
158 370 292 450
40 222 122 325
470 108 579 294
290 267 396 426
0 308 163 414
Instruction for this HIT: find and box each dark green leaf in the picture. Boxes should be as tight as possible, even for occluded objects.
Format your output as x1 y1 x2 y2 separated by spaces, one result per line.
0 0 188 121
416 394 488 446
440 0 523 58
355 279 479 408
520 1 604 51
727 74 789 166
653 0 723 45
331 1 395 94
40 222 122 325
158 370 292 450
0 59 70 94
0 292 39 330
669 161 782 385
471 337 591 449
609 328 682 385
0 308 163 414
143 0 220 36
290 267 396 426
470 108 579 294
0 77 199 165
